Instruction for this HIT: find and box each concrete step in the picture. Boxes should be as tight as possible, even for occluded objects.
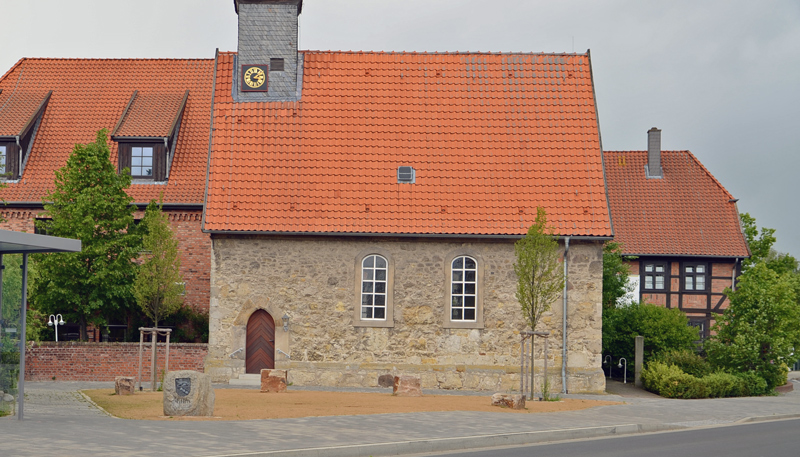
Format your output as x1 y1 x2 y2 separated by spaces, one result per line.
229 373 260 386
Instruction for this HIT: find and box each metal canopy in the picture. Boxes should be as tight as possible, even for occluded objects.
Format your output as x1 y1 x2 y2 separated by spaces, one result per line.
0 229 82 254
0 229 81 421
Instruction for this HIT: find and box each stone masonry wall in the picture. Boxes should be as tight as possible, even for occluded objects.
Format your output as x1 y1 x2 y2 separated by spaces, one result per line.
207 235 605 393
25 342 207 381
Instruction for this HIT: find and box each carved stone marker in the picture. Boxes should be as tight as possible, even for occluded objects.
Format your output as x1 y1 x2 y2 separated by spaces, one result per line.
163 370 215 417
393 375 422 397
260 369 288 393
115 376 135 395
378 374 394 388
491 393 526 410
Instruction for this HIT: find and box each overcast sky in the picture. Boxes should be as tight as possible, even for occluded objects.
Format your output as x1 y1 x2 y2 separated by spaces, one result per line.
3 0 798 256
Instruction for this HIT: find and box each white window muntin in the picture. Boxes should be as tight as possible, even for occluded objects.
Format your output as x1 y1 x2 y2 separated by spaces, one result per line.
361 254 387 320
131 146 154 177
0 145 6 174
451 256 477 321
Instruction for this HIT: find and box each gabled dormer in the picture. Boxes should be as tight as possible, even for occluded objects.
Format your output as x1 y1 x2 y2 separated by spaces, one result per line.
0 89 52 180
111 90 188 182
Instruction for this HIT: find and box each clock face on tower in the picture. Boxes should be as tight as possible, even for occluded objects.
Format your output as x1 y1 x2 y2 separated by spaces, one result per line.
241 65 269 92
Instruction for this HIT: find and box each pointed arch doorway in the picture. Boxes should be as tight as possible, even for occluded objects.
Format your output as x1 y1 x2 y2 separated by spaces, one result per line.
245 309 275 374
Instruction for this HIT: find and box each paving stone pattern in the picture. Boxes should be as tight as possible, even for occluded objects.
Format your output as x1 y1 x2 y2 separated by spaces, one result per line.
2 380 799 457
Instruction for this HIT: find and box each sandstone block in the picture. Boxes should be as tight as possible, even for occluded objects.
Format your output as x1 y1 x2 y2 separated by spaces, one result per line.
163 370 215 417
393 375 422 397
115 376 135 395
491 393 526 410
378 374 394 388
261 369 288 393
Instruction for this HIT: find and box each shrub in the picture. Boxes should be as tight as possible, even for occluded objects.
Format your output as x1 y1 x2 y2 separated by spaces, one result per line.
735 371 769 397
704 372 745 398
641 361 708 399
658 349 711 378
603 302 699 378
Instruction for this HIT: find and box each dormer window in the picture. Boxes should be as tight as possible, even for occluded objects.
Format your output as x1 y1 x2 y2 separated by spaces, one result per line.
111 90 188 183
0 90 52 180
131 145 154 177
116 142 167 180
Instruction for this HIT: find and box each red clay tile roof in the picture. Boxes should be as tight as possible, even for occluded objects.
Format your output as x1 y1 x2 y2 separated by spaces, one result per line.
113 91 188 138
604 150 749 257
0 89 51 137
204 51 612 236
0 58 214 204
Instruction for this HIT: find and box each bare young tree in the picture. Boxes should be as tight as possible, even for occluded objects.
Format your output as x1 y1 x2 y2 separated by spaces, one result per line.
514 207 565 397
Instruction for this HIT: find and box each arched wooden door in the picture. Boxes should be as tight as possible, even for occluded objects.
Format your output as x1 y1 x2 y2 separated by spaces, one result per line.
245 310 275 374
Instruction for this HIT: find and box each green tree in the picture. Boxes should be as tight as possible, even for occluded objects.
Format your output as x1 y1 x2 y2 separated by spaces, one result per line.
706 263 800 390
739 213 797 274
134 200 184 328
602 302 699 374
602 241 634 309
514 207 565 332
31 129 140 340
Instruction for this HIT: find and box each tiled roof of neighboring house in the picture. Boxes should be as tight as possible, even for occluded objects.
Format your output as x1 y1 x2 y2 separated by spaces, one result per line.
0 58 214 204
0 89 51 136
604 150 749 257
205 51 612 236
113 91 188 138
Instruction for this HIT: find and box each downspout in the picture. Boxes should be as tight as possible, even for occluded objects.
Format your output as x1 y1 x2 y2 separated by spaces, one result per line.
562 236 570 394
15 135 21 177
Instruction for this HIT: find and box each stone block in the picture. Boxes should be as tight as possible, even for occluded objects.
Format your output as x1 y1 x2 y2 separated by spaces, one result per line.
261 369 288 393
393 375 422 397
115 376 135 395
378 374 394 388
491 393 526 410
163 370 215 417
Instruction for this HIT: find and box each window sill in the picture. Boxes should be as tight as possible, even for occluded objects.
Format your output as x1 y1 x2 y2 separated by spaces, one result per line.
130 179 168 185
353 319 394 328
443 320 484 330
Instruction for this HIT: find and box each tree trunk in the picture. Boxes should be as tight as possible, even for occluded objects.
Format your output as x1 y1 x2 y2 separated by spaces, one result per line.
79 315 88 341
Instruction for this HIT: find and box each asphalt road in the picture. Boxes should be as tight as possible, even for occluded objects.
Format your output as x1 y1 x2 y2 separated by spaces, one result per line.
416 418 800 457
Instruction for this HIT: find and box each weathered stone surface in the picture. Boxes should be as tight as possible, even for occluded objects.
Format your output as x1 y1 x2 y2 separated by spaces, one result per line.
2 393 13 402
115 376 135 395
208 238 605 393
378 374 394 388
163 370 214 417
393 375 422 397
491 393 526 410
260 369 288 393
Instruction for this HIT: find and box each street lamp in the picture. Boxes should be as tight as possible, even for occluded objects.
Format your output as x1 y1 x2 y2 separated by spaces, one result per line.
47 314 66 342
603 355 613 379
282 313 290 332
618 357 628 384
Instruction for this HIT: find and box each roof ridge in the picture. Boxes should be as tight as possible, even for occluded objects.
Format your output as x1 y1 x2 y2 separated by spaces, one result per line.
0 58 25 83
11 57 215 63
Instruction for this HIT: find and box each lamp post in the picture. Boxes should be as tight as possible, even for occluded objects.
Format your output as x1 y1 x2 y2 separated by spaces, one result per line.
603 355 613 378
47 314 66 342
618 357 628 384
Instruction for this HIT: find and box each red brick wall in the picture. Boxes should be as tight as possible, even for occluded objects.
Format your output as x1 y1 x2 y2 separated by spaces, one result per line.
0 207 211 312
24 342 208 381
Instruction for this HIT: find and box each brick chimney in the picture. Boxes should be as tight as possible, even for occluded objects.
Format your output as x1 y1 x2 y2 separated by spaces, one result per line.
646 127 662 178
234 0 303 101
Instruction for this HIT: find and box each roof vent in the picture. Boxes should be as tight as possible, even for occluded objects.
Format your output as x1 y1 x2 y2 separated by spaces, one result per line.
397 166 415 183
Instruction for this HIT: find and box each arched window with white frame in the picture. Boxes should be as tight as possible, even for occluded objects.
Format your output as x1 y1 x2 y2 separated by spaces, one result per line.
361 254 387 320
451 255 477 321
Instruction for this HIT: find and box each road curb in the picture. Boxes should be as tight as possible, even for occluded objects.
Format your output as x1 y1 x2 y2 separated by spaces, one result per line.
736 413 800 424
204 423 687 457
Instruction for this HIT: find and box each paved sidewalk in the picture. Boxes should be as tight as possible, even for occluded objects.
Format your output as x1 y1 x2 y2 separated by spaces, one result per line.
2 378 799 457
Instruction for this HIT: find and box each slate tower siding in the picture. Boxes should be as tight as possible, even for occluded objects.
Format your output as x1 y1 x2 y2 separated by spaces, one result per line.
237 1 299 101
